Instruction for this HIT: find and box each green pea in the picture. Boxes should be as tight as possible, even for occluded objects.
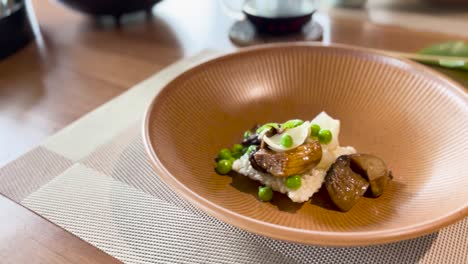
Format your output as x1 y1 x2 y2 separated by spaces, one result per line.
256 123 279 134
280 133 293 148
318 129 332 144
282 119 304 129
217 148 232 160
232 151 242 159
215 159 233 175
230 144 243 159
232 144 243 153
258 186 273 202
243 130 252 139
310 124 321 137
285 175 302 190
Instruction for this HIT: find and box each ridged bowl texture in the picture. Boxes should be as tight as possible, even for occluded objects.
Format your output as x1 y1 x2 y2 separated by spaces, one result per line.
144 44 468 246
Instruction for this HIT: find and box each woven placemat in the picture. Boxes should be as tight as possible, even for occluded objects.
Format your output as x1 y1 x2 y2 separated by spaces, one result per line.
0 51 466 264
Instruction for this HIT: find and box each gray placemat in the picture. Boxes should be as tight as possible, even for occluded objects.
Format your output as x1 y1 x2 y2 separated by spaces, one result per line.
0 51 466 264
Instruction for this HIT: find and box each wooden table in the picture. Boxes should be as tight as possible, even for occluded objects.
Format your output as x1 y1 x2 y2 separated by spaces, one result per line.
0 0 467 262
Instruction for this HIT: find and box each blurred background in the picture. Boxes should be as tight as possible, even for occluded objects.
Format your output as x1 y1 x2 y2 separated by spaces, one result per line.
0 0 467 165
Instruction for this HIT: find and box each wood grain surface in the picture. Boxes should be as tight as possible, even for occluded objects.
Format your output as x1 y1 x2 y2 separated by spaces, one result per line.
0 0 467 262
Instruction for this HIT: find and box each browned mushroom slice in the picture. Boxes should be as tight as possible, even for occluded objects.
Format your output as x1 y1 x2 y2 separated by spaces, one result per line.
248 146 267 173
350 154 391 198
242 134 261 147
253 141 322 177
325 155 369 212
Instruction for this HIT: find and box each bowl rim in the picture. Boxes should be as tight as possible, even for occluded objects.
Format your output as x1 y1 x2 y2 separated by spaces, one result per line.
142 42 468 246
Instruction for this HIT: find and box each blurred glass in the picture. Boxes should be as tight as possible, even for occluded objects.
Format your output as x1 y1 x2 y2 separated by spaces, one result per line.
0 0 21 18
221 0 317 20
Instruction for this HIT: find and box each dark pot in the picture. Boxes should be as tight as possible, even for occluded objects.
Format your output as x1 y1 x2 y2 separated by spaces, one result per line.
0 2 34 59
57 0 163 16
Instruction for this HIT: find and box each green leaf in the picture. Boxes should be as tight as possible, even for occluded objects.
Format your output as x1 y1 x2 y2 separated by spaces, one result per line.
282 119 304 129
439 59 465 68
256 123 279 135
419 41 468 57
418 41 468 71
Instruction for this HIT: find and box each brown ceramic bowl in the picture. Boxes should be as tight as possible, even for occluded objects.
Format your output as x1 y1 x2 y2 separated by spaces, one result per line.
143 43 468 246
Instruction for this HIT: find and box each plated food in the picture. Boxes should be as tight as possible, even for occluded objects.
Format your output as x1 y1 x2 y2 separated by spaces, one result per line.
215 112 391 211
144 43 468 245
